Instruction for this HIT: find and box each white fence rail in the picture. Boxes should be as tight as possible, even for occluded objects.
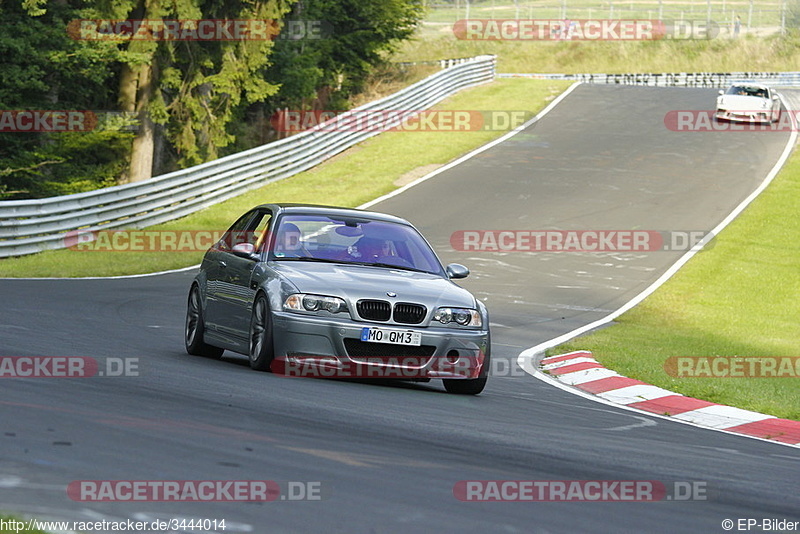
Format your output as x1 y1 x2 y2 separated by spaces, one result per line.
0 55 496 258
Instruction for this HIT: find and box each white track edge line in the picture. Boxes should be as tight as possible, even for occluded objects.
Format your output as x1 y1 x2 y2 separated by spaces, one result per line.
518 94 799 448
1 263 201 281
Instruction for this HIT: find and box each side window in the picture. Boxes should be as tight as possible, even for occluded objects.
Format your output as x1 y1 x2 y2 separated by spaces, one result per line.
252 211 273 252
218 209 272 251
218 211 257 251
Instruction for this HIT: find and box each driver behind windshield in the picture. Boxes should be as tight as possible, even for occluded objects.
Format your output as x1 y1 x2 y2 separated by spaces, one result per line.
354 237 392 261
272 222 306 257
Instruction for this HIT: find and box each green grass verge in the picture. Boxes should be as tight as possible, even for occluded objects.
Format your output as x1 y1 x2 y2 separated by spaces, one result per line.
396 32 800 74
0 79 572 278
550 149 800 421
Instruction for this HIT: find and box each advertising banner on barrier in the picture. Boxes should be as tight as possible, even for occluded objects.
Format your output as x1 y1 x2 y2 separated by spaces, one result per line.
499 71 798 88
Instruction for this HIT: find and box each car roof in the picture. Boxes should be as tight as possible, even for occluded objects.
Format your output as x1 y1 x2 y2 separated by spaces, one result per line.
253 203 412 225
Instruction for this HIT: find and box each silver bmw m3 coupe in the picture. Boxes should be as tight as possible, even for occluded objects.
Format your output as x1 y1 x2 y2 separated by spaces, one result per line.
185 204 490 394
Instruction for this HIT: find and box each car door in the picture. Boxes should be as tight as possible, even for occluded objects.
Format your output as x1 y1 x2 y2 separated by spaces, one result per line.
204 209 260 332
213 209 273 341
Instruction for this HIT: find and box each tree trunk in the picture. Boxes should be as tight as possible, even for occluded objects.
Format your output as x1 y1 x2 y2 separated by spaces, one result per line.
118 64 137 113
116 64 137 184
127 62 155 183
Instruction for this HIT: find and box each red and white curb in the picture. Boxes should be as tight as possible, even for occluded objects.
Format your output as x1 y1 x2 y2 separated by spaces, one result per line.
540 351 800 447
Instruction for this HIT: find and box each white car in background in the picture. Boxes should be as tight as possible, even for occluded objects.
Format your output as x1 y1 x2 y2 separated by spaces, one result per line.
716 83 781 123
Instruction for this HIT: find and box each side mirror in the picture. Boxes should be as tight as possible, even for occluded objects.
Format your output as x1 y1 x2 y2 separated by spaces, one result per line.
718 90 724 95
445 263 470 279
231 242 259 260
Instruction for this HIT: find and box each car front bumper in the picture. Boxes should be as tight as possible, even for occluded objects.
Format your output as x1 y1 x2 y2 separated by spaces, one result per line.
715 109 773 123
271 310 489 379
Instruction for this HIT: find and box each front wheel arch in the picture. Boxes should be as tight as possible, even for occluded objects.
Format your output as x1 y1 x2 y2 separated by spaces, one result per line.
442 334 490 395
185 283 224 359
249 291 276 372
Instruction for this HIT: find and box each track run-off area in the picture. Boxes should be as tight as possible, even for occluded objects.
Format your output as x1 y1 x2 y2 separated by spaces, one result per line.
1 84 799 533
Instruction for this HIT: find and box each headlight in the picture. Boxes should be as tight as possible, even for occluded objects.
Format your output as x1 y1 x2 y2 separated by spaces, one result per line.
434 307 482 327
284 293 348 314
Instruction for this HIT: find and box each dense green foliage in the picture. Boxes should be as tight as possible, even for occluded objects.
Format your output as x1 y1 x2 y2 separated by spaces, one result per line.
265 0 424 111
0 0 424 199
0 1 131 198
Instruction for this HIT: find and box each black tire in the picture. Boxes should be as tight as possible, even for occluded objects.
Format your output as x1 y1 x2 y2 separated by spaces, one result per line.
185 285 224 359
443 343 490 395
249 294 275 371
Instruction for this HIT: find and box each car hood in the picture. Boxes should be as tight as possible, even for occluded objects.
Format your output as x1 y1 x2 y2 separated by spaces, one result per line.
718 95 770 110
270 261 476 308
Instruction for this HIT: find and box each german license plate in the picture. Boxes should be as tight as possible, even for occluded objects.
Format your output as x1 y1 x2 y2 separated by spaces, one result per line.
360 327 421 346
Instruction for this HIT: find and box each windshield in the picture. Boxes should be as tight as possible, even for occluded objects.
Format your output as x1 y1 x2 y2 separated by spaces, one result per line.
268 214 444 275
725 85 768 98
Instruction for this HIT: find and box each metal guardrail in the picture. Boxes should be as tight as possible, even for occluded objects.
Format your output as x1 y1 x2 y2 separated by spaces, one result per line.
498 71 800 88
395 57 482 69
0 55 497 258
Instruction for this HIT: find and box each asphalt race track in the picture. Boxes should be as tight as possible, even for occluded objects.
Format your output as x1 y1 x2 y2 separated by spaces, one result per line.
1 84 799 533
